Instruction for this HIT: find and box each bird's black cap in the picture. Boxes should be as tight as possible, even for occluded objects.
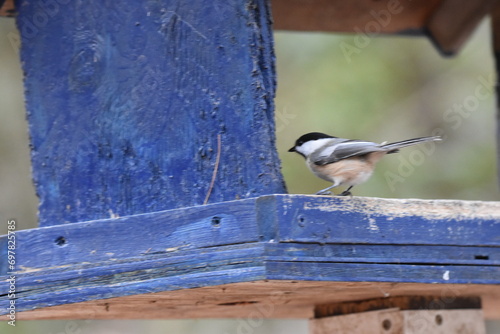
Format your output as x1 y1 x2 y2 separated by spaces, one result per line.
288 132 334 152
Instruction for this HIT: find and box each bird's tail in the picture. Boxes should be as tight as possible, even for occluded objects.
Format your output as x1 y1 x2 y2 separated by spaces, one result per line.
381 136 442 153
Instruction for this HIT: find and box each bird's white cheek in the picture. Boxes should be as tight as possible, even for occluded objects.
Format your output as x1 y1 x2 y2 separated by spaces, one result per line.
297 139 333 156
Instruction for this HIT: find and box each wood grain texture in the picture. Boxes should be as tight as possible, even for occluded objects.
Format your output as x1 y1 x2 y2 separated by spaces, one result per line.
13 281 500 320
310 308 404 334
0 195 499 318
314 296 481 318
16 0 286 227
310 309 486 334
6 197 265 271
267 243 500 266
273 196 500 246
426 0 498 55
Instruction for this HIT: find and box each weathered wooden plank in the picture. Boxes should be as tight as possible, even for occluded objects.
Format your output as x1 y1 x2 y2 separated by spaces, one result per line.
310 309 486 334
13 281 500 320
310 308 403 334
1 197 265 273
1 195 499 318
272 0 441 34
314 296 481 318
2 195 498 275
273 196 500 246
3 241 498 315
17 0 285 227
3 244 264 294
0 244 266 313
266 243 500 266
426 0 497 55
267 261 500 284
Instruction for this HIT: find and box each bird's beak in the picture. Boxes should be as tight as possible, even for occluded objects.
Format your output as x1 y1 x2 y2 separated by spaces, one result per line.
288 147 296 152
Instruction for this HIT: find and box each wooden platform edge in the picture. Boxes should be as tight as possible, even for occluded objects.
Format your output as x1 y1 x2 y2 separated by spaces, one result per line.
0 195 499 317
11 280 500 320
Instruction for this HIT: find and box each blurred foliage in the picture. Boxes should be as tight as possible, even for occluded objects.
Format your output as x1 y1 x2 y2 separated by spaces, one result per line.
0 18 37 235
275 20 498 201
0 319 308 334
1 12 499 334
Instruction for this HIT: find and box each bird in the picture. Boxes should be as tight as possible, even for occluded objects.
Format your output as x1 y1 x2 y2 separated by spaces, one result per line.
288 132 441 196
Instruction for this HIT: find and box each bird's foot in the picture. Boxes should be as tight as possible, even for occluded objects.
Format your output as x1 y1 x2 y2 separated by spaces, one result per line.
315 190 332 195
338 186 354 197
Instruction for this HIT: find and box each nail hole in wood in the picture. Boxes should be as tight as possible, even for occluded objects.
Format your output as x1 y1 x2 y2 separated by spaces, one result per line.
298 215 306 227
211 216 221 227
55 236 66 247
382 319 392 330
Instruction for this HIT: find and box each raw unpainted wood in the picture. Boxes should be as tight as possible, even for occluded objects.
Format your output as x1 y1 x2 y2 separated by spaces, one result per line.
402 310 485 334
426 0 497 55
314 296 481 318
16 280 500 320
310 308 403 334
0 0 14 17
310 309 485 334
272 0 441 33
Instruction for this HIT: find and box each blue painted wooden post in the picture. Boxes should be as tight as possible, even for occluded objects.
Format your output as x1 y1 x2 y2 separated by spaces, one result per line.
17 0 286 226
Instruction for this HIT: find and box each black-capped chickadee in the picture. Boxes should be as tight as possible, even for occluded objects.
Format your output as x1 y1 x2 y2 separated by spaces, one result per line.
288 132 441 196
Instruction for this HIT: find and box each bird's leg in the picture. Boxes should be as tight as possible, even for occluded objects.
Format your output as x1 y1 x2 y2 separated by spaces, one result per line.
339 186 353 196
315 184 337 195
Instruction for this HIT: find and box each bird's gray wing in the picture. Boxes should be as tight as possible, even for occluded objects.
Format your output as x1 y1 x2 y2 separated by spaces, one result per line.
311 140 384 166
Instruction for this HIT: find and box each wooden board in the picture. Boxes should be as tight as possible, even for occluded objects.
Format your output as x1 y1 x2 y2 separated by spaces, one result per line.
0 195 499 319
5 0 493 55
310 309 486 334
426 0 498 55
16 0 286 227
272 0 442 34
13 281 500 320
314 296 482 318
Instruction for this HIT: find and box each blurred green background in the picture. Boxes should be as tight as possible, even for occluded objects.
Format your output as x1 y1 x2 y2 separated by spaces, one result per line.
276 22 497 200
1 11 499 334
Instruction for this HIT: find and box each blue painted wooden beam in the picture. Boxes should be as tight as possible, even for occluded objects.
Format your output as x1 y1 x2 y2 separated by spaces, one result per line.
16 0 286 226
0 195 499 316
